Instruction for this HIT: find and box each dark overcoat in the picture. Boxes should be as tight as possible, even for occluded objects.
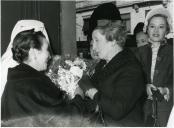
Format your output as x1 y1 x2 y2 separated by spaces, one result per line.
1 63 79 120
136 41 173 126
91 49 146 126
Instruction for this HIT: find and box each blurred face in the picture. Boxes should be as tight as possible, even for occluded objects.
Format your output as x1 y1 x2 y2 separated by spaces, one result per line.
35 37 50 71
92 29 112 60
147 16 167 43
136 32 148 47
90 43 99 60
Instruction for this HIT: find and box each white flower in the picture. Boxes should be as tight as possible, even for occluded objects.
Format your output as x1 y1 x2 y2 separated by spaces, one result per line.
65 60 74 67
74 58 87 71
70 66 83 78
57 66 81 99
46 56 88 99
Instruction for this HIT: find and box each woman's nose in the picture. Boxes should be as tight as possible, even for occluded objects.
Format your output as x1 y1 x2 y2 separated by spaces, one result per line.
154 27 159 33
48 52 51 60
92 42 97 50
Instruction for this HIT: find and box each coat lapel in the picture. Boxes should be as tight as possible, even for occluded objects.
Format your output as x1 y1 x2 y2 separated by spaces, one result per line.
146 44 152 83
93 49 132 82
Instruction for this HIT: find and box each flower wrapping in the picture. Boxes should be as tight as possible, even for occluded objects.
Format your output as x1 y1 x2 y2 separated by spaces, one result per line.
46 55 88 99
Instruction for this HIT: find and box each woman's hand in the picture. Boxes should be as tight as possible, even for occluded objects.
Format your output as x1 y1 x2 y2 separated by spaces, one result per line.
85 88 98 100
146 84 170 101
78 75 94 92
158 87 170 101
146 84 157 99
74 86 84 99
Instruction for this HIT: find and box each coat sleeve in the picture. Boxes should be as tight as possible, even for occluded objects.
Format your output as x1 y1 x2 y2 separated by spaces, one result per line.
94 65 146 120
29 77 65 106
30 77 85 114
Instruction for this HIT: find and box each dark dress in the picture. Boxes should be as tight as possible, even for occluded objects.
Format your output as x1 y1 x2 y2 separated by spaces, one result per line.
1 63 80 120
87 49 146 126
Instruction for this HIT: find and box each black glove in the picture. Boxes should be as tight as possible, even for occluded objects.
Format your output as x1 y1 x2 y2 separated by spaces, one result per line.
78 75 94 92
152 89 164 102
71 96 97 115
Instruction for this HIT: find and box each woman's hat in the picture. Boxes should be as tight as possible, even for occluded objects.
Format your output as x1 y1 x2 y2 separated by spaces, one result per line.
88 3 121 38
144 7 173 33
91 3 121 21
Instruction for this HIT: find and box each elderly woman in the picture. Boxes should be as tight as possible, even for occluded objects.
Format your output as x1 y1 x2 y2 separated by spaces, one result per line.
79 23 146 126
88 3 122 41
136 7 173 126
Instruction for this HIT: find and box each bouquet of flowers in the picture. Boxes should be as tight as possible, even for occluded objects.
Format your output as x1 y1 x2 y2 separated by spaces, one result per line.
46 55 89 99
46 55 106 126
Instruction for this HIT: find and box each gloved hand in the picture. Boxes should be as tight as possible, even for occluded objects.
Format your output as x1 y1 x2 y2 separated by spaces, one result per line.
83 97 98 113
152 89 164 102
78 74 94 92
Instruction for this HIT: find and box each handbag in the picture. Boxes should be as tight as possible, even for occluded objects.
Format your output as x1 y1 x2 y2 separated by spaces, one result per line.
144 89 164 126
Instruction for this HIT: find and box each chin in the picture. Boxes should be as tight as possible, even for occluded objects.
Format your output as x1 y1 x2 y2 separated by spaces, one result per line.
43 67 47 71
39 66 47 72
150 39 161 42
151 37 163 41
98 56 103 60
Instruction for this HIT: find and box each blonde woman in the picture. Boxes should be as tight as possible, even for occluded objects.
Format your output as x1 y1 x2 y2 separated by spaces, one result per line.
136 7 173 126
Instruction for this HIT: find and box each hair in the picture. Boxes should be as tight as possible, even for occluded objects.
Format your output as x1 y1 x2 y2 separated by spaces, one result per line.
94 23 127 48
147 14 170 34
134 22 144 35
11 29 46 63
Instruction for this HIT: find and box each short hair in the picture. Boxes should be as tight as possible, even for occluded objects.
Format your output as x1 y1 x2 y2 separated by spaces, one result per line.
94 23 127 48
147 14 170 34
12 29 45 63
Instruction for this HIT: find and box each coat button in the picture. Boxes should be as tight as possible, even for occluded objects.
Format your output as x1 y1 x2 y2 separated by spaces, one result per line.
157 57 161 61
155 70 159 74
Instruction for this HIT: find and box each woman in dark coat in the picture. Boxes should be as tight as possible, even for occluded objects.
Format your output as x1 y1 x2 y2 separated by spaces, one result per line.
79 23 146 126
1 30 80 120
136 7 173 126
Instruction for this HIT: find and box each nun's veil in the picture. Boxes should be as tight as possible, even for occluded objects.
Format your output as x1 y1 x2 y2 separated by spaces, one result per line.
1 20 50 97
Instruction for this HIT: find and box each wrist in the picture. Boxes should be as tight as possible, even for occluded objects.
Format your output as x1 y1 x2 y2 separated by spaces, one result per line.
164 87 170 101
163 87 169 95
158 87 168 95
85 88 98 100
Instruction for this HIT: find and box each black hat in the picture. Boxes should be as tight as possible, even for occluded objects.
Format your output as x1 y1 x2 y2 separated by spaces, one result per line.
88 3 121 40
91 3 121 21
